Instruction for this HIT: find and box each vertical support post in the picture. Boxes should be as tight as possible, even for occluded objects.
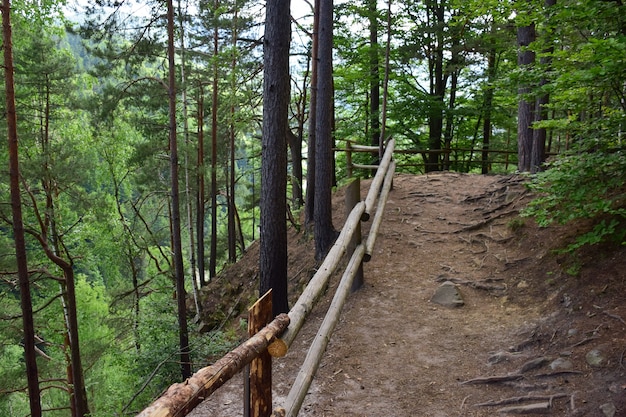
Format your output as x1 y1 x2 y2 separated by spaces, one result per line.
346 140 353 178
345 178 364 292
248 290 273 417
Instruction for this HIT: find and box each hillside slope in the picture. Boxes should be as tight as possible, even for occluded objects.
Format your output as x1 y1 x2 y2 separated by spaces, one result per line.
191 172 626 417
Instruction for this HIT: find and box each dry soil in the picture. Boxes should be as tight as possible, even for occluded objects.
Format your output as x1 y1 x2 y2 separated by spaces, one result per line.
189 172 626 417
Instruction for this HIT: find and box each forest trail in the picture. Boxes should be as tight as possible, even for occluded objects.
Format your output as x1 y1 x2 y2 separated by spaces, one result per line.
190 172 626 417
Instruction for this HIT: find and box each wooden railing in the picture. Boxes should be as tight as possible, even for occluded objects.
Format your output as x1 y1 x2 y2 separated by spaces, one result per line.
340 140 560 174
136 138 397 417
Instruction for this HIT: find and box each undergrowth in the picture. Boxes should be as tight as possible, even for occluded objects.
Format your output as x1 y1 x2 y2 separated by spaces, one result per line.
522 146 626 253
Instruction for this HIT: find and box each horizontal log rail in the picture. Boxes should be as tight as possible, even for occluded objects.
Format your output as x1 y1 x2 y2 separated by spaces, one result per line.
339 141 560 175
274 139 396 417
136 140 397 417
280 244 367 417
337 145 558 156
136 313 290 417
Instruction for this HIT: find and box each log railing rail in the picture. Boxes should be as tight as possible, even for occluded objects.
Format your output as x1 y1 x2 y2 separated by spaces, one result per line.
340 140 559 174
136 139 396 417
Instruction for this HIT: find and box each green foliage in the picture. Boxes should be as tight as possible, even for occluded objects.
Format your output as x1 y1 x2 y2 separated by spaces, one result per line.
522 148 626 252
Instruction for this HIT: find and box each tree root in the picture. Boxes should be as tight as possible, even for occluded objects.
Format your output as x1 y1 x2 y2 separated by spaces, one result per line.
474 393 569 407
435 276 506 291
460 373 523 385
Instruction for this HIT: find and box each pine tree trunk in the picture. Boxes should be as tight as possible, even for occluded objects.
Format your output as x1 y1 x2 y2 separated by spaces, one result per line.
426 0 445 172
260 0 291 316
531 0 556 173
61 266 90 416
314 0 337 260
2 2 42 414
304 0 319 229
369 0 380 165
228 8 239 263
166 0 192 380
197 90 206 286
482 47 497 174
209 0 219 279
517 14 536 172
179 1 201 315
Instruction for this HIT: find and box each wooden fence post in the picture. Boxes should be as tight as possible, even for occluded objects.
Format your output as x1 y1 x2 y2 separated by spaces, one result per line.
345 178 363 292
248 290 273 417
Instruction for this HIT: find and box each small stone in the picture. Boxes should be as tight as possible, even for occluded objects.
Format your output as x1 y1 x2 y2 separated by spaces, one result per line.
430 281 464 308
550 357 573 371
600 402 616 417
586 348 607 367
567 328 578 337
517 280 529 289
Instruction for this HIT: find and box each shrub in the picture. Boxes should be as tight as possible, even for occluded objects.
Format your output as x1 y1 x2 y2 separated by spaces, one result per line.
522 146 626 252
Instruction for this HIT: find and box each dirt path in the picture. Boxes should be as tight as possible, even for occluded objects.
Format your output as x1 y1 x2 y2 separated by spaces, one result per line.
190 172 626 417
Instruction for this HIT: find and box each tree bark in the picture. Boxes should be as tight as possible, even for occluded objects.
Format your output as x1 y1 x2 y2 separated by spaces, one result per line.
304 0 319 229
260 0 291 316
166 0 192 379
228 7 239 263
196 89 206 286
288 129 303 210
2 2 42 415
210 1 219 279
314 0 337 260
482 46 497 174
531 0 556 173
60 265 90 416
369 0 380 165
517 10 536 172
426 0 445 172
179 0 201 315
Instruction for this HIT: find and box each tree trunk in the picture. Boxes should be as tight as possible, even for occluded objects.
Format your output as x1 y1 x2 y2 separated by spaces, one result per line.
369 0 380 165
228 7 239 263
314 0 337 260
531 0 556 173
166 0 192 379
482 47 497 174
210 3 219 279
61 265 90 416
197 89 206 286
443 67 458 171
179 0 201 315
304 0 319 229
289 52 308 211
260 0 291 316
288 129 303 209
2 2 42 414
426 0 445 172
516 9 536 172
27 226 90 417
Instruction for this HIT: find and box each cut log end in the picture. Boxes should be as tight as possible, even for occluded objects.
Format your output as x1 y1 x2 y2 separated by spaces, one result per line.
268 339 288 357
270 408 286 417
